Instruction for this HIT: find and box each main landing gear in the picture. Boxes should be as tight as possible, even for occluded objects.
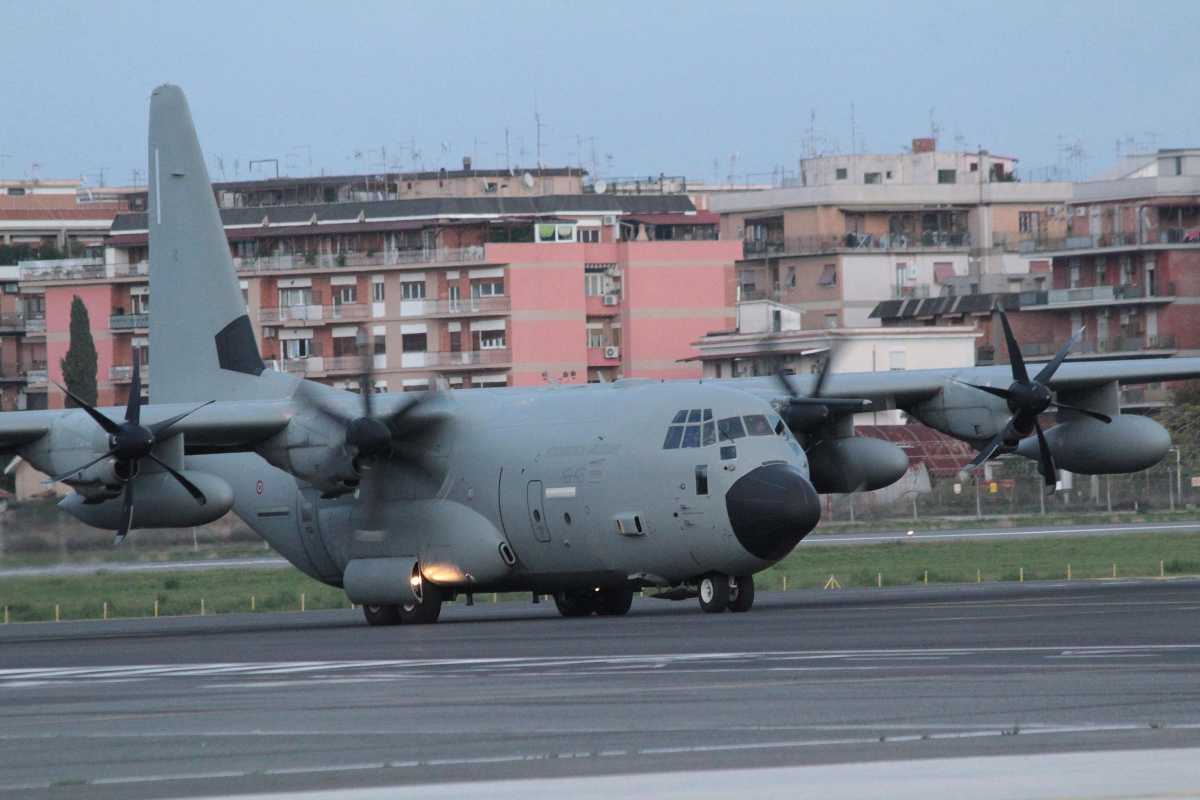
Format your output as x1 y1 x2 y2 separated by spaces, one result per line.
553 585 635 618
698 573 754 613
361 584 445 626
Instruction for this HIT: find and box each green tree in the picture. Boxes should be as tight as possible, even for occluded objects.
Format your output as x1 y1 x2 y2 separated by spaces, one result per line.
60 295 98 407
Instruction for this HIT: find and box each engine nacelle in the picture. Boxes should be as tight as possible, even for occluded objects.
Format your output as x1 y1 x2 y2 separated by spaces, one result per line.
1016 414 1170 474
806 436 910 494
59 470 234 530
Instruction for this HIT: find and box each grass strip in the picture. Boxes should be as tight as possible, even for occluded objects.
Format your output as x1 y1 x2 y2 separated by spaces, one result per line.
1 532 1199 624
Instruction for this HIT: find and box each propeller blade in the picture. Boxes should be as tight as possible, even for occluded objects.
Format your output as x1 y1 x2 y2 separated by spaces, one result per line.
113 479 134 545
960 382 1015 402
53 382 121 436
45 449 118 484
357 461 385 532
1049 402 1112 424
149 400 215 438
775 369 799 400
996 307 1029 385
126 347 142 425
1033 420 1057 488
811 353 834 398
147 453 207 505
1033 326 1085 385
360 333 374 418
966 431 1005 471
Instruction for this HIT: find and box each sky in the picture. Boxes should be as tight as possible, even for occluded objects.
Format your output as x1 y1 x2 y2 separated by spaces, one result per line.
2 0 1199 187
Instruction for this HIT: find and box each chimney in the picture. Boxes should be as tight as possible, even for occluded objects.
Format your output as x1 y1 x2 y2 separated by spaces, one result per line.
911 137 936 154
462 156 472 170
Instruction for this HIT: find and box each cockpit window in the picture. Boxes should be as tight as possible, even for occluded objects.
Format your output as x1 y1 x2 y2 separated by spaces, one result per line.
664 409 715 449
662 426 684 449
717 417 746 440
744 414 773 436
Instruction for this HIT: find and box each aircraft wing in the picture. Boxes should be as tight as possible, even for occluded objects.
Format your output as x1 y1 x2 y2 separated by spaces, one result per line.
0 399 294 454
724 356 1200 409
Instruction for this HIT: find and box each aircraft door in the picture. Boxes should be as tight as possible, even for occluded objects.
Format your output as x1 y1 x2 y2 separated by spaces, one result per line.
296 489 342 582
526 480 551 542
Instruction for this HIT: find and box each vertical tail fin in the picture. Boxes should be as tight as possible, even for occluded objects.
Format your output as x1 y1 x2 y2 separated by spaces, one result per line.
148 84 269 403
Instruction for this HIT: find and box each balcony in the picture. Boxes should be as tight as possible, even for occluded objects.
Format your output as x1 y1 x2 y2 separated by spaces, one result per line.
258 303 370 325
587 346 621 366
110 365 150 383
1019 283 1174 311
1019 334 1176 360
894 284 931 300
1021 228 1200 255
234 246 488 275
585 294 622 316
110 313 149 330
25 368 47 387
24 316 45 335
0 313 37 333
18 258 106 282
743 232 971 260
399 296 512 318
425 349 512 370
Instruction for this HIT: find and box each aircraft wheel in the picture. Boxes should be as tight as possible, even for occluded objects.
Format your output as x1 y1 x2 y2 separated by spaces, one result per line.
554 591 596 617
728 575 755 613
399 584 444 625
698 573 730 613
596 586 634 616
362 603 402 626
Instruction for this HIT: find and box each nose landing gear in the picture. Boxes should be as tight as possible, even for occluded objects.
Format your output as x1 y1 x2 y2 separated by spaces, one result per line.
553 585 635 617
698 573 755 613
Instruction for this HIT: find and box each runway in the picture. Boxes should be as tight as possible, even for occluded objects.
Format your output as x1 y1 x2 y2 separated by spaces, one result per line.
1 579 1199 798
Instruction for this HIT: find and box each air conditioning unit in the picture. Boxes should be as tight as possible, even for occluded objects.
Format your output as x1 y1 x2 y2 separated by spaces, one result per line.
602 294 620 306
603 215 617 225
263 327 277 338
603 346 620 359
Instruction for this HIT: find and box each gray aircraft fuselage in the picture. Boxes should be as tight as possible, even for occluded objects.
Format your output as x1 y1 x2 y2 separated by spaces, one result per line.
208 379 819 595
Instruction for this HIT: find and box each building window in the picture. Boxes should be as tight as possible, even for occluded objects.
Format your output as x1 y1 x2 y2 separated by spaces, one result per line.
449 330 462 352
401 280 425 300
578 228 600 243
283 338 312 359
1069 257 1081 288
1095 257 1107 283
889 350 906 370
279 287 313 307
374 336 387 356
334 285 357 305
823 313 838 329
835 168 848 180
1019 211 1039 233
817 264 837 286
372 279 385 302
585 272 606 296
400 333 425 352
587 328 606 347
864 172 881 184
332 336 358 357
787 266 797 287
476 330 507 349
937 169 957 184
471 278 504 297
969 162 979 172
448 285 461 309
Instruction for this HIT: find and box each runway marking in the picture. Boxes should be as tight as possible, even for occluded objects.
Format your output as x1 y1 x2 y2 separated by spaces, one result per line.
4 644 1200 690
809 521 1200 544
3 722 1198 794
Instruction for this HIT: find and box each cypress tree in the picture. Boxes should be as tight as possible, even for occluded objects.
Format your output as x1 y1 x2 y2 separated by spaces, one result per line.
60 295 98 407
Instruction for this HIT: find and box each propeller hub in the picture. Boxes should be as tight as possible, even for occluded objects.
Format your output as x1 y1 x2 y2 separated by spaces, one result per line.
110 424 155 462
347 417 392 458
1007 381 1052 416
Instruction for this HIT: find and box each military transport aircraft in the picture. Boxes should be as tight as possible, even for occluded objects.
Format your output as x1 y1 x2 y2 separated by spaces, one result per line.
1 85 1197 625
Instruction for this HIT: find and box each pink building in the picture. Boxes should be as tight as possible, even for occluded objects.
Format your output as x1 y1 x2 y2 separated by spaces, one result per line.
24 193 736 406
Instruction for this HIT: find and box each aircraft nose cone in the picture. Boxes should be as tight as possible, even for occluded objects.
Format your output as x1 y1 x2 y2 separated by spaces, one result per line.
725 463 821 562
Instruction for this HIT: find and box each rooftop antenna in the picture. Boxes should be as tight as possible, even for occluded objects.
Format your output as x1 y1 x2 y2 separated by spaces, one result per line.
850 102 857 155
928 107 942 146
504 127 511 171
215 156 226 180
533 103 548 173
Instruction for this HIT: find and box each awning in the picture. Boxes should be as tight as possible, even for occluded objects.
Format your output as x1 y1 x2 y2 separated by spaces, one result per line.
624 212 719 226
1029 259 1051 274
933 263 957 282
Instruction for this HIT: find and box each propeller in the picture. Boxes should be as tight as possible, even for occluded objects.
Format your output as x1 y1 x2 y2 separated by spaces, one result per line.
50 349 213 544
958 306 1112 488
775 350 871 433
310 332 447 529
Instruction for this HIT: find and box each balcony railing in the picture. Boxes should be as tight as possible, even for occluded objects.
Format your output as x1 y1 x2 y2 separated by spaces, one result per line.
266 348 512 375
1019 334 1176 358
894 284 931 299
26 368 47 385
1019 283 1175 310
234 246 488 274
110 313 149 330
24 316 45 334
0 313 38 332
258 303 371 324
1021 228 1200 253
110 365 150 382
18 258 106 282
398 296 512 317
743 231 971 259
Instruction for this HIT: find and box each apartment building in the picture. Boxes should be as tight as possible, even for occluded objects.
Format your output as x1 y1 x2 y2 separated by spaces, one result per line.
709 141 1072 330
23 192 736 408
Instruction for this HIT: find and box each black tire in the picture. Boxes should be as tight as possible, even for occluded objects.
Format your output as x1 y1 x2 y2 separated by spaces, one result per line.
728 575 755 612
554 591 596 617
596 586 634 616
399 584 444 625
698 573 730 613
362 603 402 626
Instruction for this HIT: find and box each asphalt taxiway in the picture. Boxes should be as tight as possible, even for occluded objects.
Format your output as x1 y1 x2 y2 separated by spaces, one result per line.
1 578 1199 798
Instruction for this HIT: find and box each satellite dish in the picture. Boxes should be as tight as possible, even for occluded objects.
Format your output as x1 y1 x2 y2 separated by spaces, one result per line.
521 171 535 189
593 180 608 194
